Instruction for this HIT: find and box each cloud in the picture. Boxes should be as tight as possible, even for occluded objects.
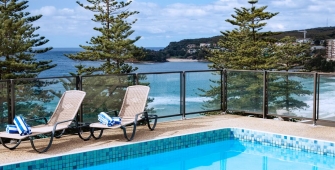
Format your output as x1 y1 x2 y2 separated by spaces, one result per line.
31 6 57 16
28 0 335 47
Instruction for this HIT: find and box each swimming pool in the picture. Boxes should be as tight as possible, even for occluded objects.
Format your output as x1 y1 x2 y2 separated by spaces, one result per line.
1 128 335 170
80 139 335 170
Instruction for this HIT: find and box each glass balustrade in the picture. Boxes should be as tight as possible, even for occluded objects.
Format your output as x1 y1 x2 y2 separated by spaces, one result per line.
0 70 334 131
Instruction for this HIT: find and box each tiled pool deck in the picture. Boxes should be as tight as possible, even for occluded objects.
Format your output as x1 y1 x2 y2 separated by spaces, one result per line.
1 114 335 168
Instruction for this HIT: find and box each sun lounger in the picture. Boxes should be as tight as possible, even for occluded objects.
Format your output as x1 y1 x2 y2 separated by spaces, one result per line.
0 90 86 153
89 85 157 141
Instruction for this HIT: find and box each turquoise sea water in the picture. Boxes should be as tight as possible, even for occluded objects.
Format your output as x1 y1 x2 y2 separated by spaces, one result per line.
34 48 335 120
33 48 216 120
80 139 335 170
36 48 211 78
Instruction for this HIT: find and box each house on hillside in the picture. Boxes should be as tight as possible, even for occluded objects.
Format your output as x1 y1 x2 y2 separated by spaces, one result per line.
187 44 196 49
296 38 312 44
199 43 211 48
326 39 335 61
187 49 197 54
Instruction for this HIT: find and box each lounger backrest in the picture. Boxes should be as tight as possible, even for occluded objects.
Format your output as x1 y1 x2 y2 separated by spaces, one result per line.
47 90 86 126
119 85 149 119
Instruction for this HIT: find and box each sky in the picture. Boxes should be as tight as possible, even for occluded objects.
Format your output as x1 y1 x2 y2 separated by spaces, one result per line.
26 0 335 48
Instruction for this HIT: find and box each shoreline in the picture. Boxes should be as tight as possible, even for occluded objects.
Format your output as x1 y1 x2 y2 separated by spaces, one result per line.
166 58 199 62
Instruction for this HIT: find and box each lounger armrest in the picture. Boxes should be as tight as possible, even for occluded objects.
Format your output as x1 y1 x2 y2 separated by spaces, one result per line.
134 111 146 124
26 117 48 124
52 119 75 133
142 111 156 119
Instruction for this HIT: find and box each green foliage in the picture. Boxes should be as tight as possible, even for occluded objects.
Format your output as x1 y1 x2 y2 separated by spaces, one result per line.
305 55 335 72
273 36 310 71
0 0 56 129
66 0 142 75
202 2 312 116
0 0 54 79
138 48 167 62
208 4 279 70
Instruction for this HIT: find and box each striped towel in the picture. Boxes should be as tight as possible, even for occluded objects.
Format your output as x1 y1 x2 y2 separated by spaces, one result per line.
6 124 31 134
98 112 121 127
13 116 32 136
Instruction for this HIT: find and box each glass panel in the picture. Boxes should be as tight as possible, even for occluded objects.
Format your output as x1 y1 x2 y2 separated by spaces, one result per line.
13 77 76 125
267 72 314 118
185 71 222 114
0 81 8 131
318 74 335 121
226 71 264 114
81 75 133 123
138 73 182 122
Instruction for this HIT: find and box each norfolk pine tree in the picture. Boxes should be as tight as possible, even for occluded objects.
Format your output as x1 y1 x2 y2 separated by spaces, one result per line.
205 1 311 116
206 2 279 113
0 0 56 128
65 0 145 122
66 0 142 75
0 0 54 79
268 36 312 115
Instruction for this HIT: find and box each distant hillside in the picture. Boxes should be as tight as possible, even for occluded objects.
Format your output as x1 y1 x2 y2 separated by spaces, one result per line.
272 27 335 40
139 27 335 62
163 26 335 53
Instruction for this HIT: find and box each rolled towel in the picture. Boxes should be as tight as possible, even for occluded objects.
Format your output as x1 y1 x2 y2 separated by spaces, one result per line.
98 112 122 126
13 116 32 136
98 112 115 127
112 117 121 125
6 124 31 134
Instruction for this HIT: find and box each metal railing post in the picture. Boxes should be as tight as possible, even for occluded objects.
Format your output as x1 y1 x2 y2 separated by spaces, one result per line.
6 80 13 124
222 69 227 112
135 73 139 85
312 72 318 126
181 72 186 120
10 79 15 123
77 76 83 122
263 71 268 119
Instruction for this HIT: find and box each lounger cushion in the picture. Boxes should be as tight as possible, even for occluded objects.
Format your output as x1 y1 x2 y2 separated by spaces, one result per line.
98 112 121 127
13 116 32 136
6 124 31 134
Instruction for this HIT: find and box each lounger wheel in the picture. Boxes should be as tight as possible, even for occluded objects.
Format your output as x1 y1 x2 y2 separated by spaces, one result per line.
121 123 136 141
90 128 104 139
0 138 22 150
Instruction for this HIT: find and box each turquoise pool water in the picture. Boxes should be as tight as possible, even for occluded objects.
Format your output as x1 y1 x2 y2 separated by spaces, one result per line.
2 128 335 170
80 139 335 170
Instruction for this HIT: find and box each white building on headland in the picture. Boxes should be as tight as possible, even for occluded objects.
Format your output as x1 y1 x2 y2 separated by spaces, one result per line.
326 39 335 61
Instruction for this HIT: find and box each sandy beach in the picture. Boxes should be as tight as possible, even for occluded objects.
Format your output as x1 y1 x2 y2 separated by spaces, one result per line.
166 58 199 62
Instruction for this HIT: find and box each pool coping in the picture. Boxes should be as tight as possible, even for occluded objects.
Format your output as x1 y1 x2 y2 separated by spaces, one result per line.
1 126 335 170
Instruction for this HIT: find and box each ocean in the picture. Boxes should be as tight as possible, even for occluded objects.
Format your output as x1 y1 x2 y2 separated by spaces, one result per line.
36 48 211 78
34 48 335 121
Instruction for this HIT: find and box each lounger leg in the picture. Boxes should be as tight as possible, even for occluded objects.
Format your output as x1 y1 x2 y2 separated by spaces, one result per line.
78 128 92 141
146 115 158 131
29 134 54 153
121 123 136 141
0 138 21 150
90 128 104 139
55 129 66 138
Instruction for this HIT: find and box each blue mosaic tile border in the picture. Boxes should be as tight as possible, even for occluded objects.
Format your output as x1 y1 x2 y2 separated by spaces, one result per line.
232 128 335 156
1 128 334 170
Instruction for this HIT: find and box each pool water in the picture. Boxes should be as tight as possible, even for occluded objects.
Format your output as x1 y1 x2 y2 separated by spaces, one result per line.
80 139 335 170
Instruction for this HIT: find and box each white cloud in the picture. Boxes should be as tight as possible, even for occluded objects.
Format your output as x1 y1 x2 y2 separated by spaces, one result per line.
31 6 57 16
28 0 335 47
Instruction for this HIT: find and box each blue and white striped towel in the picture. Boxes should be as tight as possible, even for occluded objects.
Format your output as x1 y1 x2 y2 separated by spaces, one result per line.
98 112 121 127
13 116 32 136
6 124 31 134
